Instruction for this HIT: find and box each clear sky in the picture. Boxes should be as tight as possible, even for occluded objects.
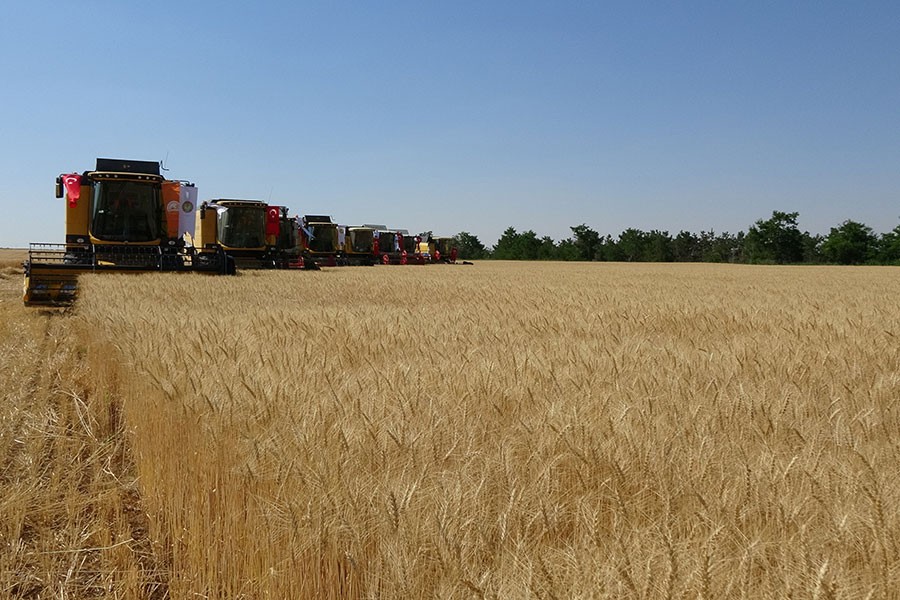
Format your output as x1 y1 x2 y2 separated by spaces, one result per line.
2 1 898 248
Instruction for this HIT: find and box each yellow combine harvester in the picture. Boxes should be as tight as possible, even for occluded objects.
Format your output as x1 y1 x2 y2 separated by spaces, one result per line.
397 229 427 265
194 199 308 269
341 225 376 265
24 158 230 306
300 215 341 267
427 236 459 263
362 224 407 265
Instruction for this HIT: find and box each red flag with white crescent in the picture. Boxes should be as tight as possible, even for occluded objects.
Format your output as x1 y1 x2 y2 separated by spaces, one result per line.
62 173 81 207
266 206 280 236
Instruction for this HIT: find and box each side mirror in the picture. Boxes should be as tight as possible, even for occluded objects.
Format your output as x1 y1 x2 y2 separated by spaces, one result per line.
55 177 63 199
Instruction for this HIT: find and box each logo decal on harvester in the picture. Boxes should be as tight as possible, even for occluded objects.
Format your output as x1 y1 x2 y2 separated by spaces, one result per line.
182 201 194 213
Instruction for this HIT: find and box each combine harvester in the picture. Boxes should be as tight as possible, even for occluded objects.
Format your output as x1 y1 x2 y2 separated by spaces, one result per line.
340 225 376 265
194 199 308 269
364 225 408 265
24 158 230 306
300 215 341 267
398 230 427 265
427 236 460 264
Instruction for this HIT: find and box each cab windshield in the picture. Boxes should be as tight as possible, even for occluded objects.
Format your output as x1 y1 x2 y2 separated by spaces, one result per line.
349 229 373 252
308 225 337 252
91 180 161 242
379 232 396 252
277 219 297 252
218 206 266 248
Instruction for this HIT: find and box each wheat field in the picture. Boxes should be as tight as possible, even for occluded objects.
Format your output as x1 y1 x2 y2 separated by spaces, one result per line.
3 260 900 598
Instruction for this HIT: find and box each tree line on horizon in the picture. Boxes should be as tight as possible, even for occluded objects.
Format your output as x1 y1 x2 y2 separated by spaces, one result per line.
450 211 900 265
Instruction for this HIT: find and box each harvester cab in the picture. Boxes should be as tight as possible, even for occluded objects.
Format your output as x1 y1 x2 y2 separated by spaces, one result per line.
342 226 376 266
24 158 229 306
301 215 340 267
428 236 459 263
276 213 307 269
195 199 289 269
397 229 426 265
364 224 405 265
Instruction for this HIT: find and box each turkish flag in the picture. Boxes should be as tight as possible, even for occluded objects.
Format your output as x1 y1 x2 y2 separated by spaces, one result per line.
62 173 81 207
266 206 280 236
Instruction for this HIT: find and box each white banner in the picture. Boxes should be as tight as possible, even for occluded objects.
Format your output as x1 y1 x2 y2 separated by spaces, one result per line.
179 185 198 240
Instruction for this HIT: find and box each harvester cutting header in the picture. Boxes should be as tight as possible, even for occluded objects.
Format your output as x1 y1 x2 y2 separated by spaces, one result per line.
23 157 463 306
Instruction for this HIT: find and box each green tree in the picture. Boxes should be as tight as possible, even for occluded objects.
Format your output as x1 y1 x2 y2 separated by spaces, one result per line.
491 227 520 259
518 230 542 260
876 224 900 264
744 211 804 264
596 234 621 261
555 238 579 261
644 230 674 261
537 236 558 260
570 224 600 261
820 220 876 264
673 230 699 261
492 227 542 260
617 228 648 262
700 231 743 263
802 233 823 264
453 231 488 260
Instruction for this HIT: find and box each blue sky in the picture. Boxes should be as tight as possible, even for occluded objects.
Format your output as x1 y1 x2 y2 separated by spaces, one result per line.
2 1 898 248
